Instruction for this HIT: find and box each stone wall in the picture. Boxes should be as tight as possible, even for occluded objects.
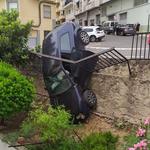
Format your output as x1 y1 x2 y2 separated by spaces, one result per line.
91 60 150 124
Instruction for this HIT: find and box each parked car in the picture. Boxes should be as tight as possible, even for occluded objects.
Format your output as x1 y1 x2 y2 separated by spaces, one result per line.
102 21 118 34
116 24 136 36
82 26 105 42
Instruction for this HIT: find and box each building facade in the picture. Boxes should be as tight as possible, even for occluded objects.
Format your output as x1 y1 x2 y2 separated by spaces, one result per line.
0 0 58 48
75 0 101 26
69 0 150 31
100 0 150 31
63 0 76 21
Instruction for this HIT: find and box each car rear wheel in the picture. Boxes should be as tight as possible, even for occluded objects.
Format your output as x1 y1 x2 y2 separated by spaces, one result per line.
83 89 97 109
78 30 90 45
90 36 96 42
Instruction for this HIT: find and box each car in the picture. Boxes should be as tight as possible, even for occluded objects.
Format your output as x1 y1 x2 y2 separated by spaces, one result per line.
116 24 136 36
102 21 118 34
82 26 105 42
42 22 98 123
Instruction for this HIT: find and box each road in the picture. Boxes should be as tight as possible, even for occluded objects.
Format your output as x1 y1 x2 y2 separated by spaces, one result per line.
87 34 133 49
86 34 150 59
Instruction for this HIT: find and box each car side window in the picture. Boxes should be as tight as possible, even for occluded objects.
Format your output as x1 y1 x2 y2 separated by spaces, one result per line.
60 32 71 53
83 28 93 32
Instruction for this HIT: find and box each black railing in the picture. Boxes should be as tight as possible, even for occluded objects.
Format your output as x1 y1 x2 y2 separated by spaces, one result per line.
131 32 150 59
95 48 131 75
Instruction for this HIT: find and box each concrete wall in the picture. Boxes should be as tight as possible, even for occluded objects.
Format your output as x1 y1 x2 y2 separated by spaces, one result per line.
91 61 150 124
0 0 5 10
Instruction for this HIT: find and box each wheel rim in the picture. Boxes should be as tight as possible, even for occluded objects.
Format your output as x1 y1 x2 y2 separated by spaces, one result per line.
80 31 89 44
83 90 97 108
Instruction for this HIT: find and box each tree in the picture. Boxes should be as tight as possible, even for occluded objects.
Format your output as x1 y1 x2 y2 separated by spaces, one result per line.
0 10 32 66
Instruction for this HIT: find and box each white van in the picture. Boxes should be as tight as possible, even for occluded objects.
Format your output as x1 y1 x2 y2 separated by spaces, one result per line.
103 21 118 34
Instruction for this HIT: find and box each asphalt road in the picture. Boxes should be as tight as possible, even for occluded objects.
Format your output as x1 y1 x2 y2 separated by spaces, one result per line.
87 34 133 49
86 34 150 59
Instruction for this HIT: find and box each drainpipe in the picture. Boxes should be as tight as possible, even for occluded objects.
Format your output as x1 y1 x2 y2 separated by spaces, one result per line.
32 0 56 28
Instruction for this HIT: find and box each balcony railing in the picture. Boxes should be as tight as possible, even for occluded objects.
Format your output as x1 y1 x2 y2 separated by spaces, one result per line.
65 0 73 5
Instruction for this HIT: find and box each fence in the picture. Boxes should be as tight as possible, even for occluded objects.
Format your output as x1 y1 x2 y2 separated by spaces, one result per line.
131 32 150 59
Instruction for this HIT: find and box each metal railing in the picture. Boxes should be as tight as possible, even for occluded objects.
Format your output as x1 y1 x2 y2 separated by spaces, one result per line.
131 32 150 60
95 48 131 75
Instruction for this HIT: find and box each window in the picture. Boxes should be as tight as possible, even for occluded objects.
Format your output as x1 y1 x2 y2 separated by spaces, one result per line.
79 19 82 26
84 20 88 26
7 0 18 11
60 33 71 53
96 14 100 25
96 28 102 31
83 28 93 32
90 19 94 26
44 30 50 39
134 0 148 6
43 5 51 18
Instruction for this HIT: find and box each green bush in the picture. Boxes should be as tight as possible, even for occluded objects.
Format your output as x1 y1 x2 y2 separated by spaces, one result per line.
0 61 35 119
21 106 72 142
0 10 32 66
26 132 118 150
82 132 118 150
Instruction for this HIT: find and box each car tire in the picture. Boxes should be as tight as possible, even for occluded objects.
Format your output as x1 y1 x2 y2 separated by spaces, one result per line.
78 30 90 45
83 89 97 109
90 36 96 42
98 38 102 42
120 31 125 36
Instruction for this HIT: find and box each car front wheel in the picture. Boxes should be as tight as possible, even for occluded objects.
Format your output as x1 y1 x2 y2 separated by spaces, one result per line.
78 30 90 45
83 89 97 109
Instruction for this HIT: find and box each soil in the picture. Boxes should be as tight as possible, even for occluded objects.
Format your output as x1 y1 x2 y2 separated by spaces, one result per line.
0 59 130 149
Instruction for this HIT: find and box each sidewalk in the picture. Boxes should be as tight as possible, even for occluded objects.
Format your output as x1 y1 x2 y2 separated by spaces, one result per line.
0 139 16 150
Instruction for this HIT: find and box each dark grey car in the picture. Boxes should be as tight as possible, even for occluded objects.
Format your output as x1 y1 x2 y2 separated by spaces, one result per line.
42 22 98 122
116 24 136 36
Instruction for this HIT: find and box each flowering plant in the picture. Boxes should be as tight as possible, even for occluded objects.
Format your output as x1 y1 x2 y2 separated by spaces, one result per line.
128 117 150 150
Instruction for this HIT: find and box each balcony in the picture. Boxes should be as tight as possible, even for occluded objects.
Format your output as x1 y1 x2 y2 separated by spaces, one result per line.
101 0 111 4
64 0 73 5
63 1 73 9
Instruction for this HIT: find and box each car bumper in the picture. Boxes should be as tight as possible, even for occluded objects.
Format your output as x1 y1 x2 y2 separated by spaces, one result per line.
97 35 105 39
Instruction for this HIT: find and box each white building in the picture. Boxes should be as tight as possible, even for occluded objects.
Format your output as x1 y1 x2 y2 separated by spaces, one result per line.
100 0 150 31
62 0 150 31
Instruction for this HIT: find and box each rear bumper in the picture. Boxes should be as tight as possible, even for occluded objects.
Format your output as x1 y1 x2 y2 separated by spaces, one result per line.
98 35 105 39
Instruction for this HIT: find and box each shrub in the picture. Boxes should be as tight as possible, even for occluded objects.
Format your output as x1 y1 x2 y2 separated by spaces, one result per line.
0 62 35 120
25 132 118 150
81 132 118 150
21 106 72 142
0 10 32 66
